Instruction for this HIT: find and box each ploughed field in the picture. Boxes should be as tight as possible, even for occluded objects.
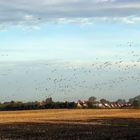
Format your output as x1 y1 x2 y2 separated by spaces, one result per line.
0 109 140 140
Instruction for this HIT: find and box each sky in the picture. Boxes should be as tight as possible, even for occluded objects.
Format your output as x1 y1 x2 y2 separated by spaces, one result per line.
0 0 140 102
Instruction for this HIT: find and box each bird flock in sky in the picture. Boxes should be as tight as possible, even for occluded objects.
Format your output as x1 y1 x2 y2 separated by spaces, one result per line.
0 42 140 101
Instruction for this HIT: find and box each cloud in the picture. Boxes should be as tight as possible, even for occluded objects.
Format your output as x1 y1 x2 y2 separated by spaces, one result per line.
0 0 140 28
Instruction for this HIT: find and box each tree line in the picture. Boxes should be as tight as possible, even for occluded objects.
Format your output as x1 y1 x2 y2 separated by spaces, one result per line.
0 95 140 111
0 98 77 111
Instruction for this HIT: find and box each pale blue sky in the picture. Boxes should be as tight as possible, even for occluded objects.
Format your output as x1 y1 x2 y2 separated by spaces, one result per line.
0 22 140 61
0 0 140 102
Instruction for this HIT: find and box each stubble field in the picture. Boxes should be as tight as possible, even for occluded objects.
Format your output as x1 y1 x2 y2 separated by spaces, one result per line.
0 109 140 140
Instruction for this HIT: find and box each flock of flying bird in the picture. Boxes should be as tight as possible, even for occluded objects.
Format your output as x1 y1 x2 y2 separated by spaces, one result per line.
0 42 140 101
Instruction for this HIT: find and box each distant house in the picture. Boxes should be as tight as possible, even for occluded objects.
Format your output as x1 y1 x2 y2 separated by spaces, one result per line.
92 101 105 108
124 103 131 107
77 100 84 108
104 103 111 108
110 103 115 108
77 102 82 108
83 101 88 108
76 99 131 109
100 100 111 108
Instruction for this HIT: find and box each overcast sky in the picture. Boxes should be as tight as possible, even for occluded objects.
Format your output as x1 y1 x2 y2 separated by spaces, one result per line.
1 0 140 25
0 0 140 102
